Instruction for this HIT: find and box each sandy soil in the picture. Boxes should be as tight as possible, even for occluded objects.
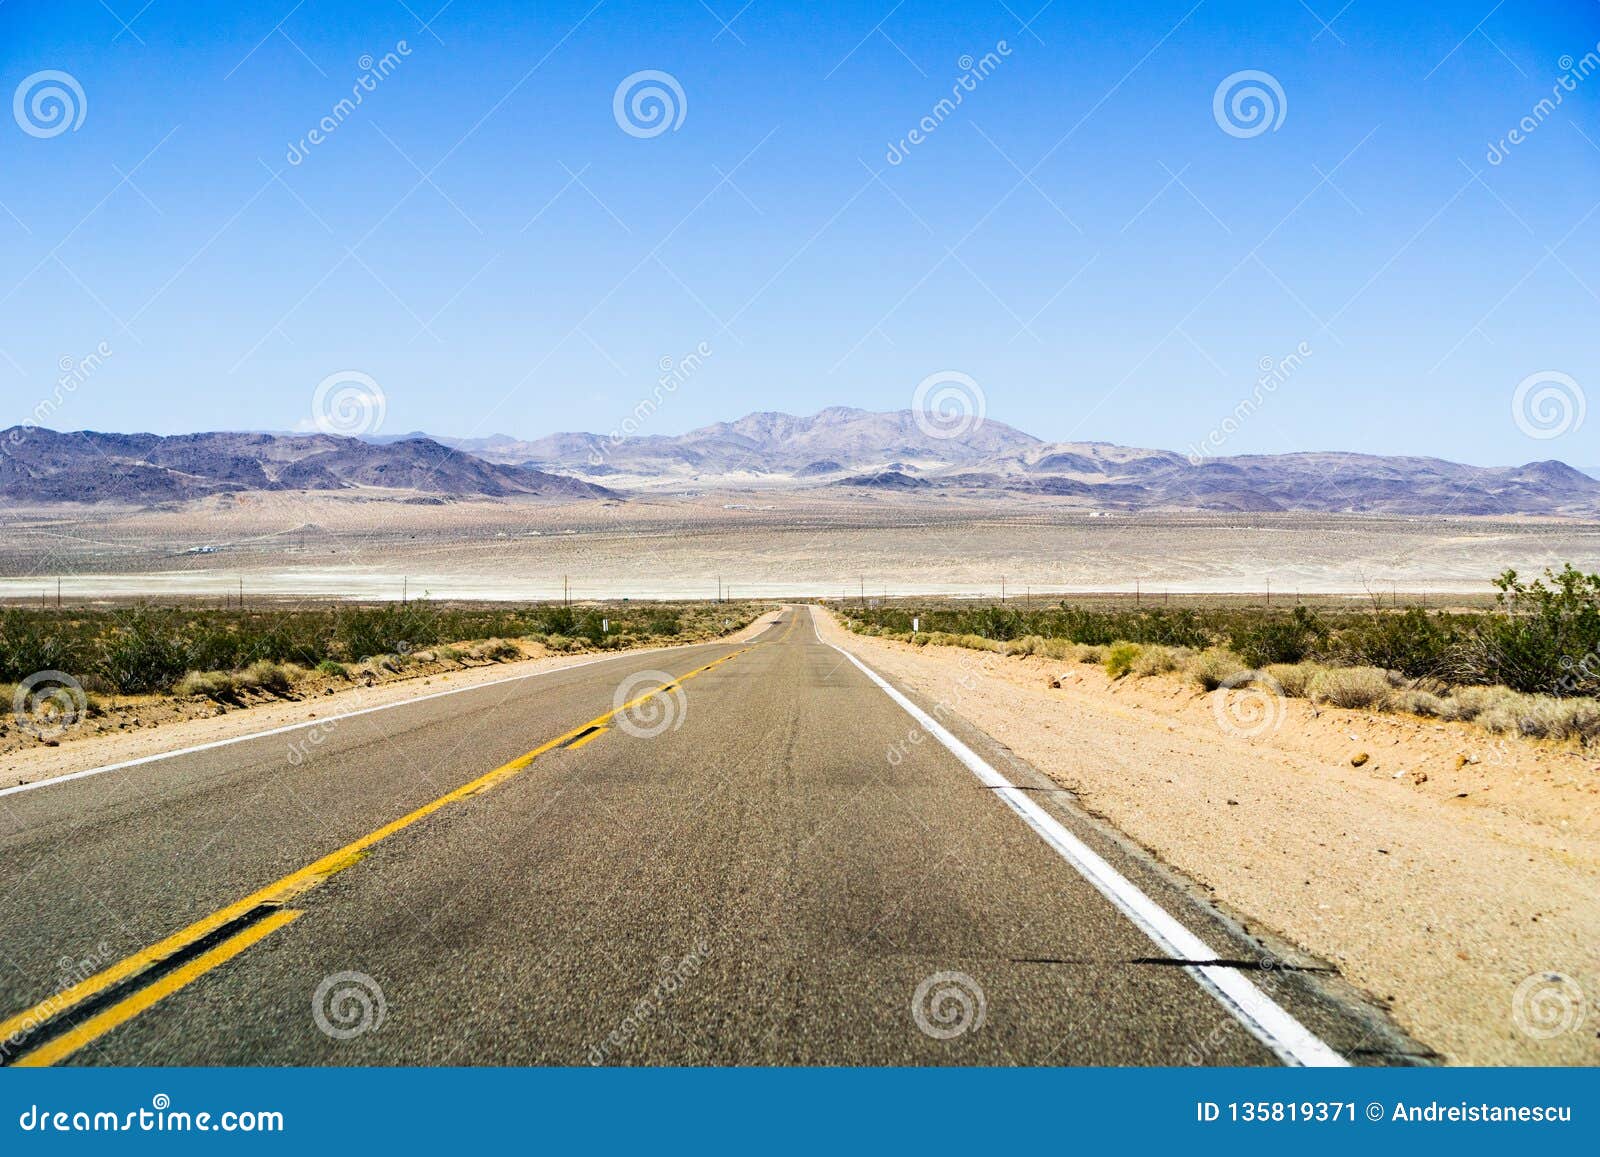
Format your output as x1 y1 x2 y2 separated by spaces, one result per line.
818 611 1600 1066
2 610 781 791
4 494 1599 599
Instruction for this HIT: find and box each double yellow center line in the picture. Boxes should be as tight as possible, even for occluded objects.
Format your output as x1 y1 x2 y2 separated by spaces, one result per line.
0 645 750 1067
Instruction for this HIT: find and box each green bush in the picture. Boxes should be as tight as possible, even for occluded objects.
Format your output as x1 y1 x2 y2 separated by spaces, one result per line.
1229 605 1323 667
1103 641 1141 678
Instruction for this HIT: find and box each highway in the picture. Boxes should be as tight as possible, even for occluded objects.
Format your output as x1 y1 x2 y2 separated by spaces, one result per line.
0 607 1410 1065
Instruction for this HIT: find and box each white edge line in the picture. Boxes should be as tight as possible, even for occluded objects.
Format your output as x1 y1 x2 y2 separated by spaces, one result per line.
0 632 763 802
825 638 1349 1069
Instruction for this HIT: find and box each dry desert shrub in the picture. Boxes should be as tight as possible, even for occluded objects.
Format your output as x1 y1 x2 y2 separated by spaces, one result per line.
1390 687 1450 718
1131 644 1187 676
1263 661 1321 698
1188 647 1248 691
176 670 236 701
1309 666 1392 709
1443 684 1505 722
237 659 294 694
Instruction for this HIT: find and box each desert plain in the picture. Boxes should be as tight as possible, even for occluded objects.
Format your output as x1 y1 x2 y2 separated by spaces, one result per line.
2 491 1598 603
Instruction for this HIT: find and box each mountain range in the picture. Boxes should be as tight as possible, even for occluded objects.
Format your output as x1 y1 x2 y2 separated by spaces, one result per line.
0 428 614 505
4 408 1597 517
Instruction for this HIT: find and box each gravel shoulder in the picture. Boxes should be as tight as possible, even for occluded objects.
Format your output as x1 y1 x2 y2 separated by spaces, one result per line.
818 610 1600 1065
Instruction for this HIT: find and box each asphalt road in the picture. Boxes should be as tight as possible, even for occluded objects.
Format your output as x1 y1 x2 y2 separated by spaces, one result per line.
0 607 1415 1065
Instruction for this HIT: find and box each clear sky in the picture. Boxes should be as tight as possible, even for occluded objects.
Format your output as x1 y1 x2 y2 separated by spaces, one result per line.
1 0 1596 464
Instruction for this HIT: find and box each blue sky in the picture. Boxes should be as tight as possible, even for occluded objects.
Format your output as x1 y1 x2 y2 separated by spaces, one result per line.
1 0 1596 464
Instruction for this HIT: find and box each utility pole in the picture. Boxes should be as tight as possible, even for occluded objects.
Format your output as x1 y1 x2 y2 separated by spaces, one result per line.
860 576 865 607
1265 578 1271 608
1135 579 1140 607
239 577 244 610
564 575 570 607
56 577 61 608
402 577 407 605
1000 575 1006 603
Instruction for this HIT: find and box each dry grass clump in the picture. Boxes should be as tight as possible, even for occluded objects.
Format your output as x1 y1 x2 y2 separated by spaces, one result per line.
1262 661 1320 698
1309 666 1392 709
1132 644 1188 676
1443 685 1501 722
1189 647 1248 691
1461 688 1600 741
1390 687 1450 718
237 659 294 693
176 659 297 701
176 670 237 701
